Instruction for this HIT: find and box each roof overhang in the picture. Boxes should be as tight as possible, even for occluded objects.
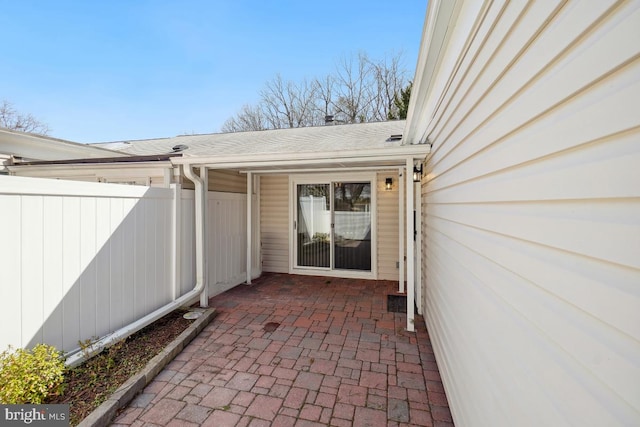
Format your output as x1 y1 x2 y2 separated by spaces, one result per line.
170 144 431 173
0 127 129 161
403 0 489 146
11 153 179 167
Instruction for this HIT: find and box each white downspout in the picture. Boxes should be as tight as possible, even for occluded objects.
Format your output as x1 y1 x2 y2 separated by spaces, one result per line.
65 163 209 368
406 157 415 332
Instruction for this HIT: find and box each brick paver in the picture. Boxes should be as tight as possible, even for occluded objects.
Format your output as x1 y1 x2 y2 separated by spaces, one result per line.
112 273 454 426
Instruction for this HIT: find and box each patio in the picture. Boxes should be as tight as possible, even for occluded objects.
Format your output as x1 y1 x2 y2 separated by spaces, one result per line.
112 273 454 427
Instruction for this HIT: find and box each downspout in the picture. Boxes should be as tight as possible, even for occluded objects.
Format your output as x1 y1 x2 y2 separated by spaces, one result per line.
406 157 415 332
65 164 208 368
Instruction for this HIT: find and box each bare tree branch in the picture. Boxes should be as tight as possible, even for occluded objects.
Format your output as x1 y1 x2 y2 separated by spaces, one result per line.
220 51 409 132
0 99 50 135
221 104 268 132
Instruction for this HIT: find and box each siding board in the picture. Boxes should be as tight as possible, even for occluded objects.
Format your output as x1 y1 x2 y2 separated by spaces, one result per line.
260 175 289 273
414 0 640 424
377 172 401 280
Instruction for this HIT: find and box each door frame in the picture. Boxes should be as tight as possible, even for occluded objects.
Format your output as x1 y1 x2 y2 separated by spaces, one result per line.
289 172 378 279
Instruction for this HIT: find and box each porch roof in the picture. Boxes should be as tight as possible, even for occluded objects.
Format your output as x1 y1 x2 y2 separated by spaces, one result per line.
0 127 128 161
96 120 430 172
96 120 407 156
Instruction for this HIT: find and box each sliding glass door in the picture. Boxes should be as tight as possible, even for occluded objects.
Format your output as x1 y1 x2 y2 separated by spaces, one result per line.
297 184 331 268
333 182 371 271
295 178 372 273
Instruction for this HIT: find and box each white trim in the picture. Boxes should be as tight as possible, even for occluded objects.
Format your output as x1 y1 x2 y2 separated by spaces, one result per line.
255 176 262 279
399 167 405 292
289 172 378 280
241 166 402 175
246 172 253 285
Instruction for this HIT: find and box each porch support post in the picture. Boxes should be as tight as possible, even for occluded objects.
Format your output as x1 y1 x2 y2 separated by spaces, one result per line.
199 166 209 307
415 180 423 315
398 167 405 293
246 172 252 284
405 158 415 332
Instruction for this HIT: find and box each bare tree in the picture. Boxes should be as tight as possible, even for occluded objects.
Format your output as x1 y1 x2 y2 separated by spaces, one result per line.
220 51 409 132
369 53 407 121
314 74 336 125
332 52 374 123
260 74 318 129
0 100 50 135
221 104 268 132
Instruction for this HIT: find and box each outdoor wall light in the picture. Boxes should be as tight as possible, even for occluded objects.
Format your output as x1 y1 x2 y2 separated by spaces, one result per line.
413 163 423 182
385 177 393 190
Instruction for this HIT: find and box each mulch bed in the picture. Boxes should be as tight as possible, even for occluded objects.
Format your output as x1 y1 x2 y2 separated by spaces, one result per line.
46 309 193 425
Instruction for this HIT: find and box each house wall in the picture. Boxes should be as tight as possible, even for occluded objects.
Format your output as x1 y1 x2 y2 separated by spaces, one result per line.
376 171 401 280
207 169 247 193
260 175 289 273
415 1 640 425
259 172 402 280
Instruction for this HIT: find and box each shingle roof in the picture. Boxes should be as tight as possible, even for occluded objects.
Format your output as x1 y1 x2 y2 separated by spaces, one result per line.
95 120 407 157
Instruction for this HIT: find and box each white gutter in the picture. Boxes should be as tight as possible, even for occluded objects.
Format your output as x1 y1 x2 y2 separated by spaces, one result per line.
65 164 208 368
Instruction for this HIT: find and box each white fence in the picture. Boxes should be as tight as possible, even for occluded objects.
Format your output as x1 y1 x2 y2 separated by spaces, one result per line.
0 176 253 354
207 191 260 296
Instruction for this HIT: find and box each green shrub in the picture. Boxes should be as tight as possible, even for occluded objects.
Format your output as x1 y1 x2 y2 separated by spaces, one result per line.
0 344 66 404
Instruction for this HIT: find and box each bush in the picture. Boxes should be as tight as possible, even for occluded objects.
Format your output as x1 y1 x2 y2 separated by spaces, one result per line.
0 344 66 404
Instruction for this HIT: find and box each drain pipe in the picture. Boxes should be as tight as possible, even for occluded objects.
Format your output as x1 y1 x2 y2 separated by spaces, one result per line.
65 164 208 368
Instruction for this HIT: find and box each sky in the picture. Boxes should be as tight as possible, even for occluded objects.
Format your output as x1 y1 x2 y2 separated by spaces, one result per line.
0 1 427 143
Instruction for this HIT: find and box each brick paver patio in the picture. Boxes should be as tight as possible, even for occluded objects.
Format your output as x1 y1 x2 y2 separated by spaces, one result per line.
112 273 454 426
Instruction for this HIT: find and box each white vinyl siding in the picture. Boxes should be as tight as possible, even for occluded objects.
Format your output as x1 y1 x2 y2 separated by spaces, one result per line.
261 173 402 279
377 171 401 280
260 175 289 273
207 169 247 194
416 1 640 426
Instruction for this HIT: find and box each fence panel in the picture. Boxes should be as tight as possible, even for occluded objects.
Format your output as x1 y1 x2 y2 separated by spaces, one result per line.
0 176 175 353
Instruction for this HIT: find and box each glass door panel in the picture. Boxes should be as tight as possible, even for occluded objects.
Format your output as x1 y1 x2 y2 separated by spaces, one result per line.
333 182 371 271
296 184 331 268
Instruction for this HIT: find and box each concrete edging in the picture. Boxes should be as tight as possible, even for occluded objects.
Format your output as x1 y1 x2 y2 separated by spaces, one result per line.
77 307 217 427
